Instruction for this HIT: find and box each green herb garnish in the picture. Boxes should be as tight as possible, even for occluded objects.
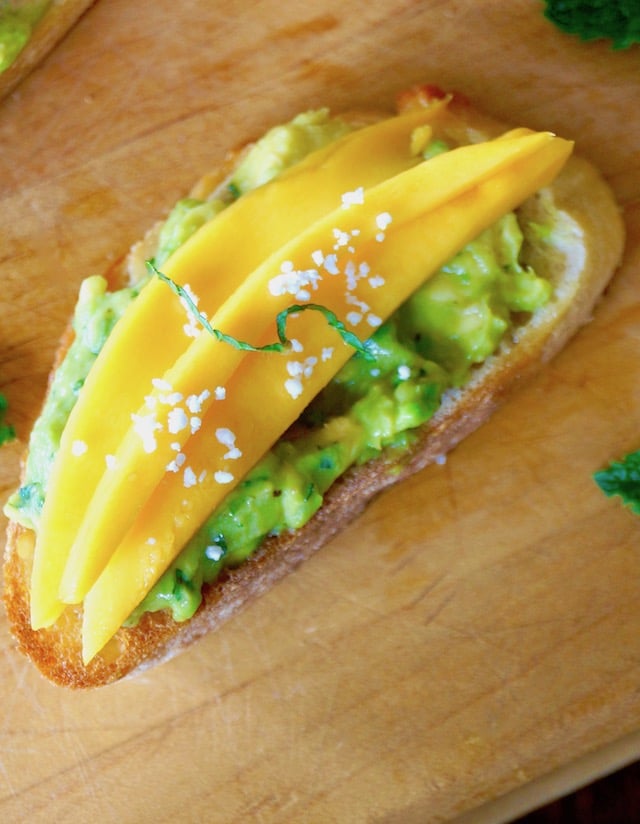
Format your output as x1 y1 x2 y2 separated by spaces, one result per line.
594 450 640 513
543 0 640 49
149 261 374 360
0 392 15 445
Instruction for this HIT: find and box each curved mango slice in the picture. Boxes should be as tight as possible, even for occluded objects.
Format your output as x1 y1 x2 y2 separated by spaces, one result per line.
29 101 453 629
78 130 573 662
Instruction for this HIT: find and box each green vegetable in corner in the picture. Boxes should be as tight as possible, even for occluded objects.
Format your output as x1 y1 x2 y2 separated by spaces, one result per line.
594 450 640 513
0 0 51 73
0 392 15 445
543 0 640 49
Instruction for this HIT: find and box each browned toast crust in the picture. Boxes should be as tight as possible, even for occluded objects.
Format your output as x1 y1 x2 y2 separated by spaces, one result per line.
2 92 625 687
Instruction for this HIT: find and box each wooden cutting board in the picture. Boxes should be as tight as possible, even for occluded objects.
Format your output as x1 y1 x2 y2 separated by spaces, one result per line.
1 1 639 821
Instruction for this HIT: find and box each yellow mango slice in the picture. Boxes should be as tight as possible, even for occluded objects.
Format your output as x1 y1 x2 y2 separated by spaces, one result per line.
80 130 573 662
65 128 553 604
29 102 452 629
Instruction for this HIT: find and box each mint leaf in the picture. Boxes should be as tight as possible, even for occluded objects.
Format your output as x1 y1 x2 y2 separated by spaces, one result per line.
149 261 373 360
594 450 640 514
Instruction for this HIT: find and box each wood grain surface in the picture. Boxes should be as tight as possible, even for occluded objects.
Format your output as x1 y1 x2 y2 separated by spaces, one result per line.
1 1 639 821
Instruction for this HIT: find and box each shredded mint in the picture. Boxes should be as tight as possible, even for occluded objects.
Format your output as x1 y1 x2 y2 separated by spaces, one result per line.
594 450 640 514
149 261 374 360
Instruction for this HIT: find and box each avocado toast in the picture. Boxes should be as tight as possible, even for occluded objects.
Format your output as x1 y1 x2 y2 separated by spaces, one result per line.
3 86 625 686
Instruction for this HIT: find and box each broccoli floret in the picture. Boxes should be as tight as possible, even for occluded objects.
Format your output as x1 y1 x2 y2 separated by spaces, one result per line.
543 0 640 49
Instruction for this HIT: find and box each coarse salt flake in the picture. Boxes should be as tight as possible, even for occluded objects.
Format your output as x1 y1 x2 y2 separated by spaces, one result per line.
346 293 369 312
71 440 88 457
285 377 303 399
183 466 198 488
186 389 210 414
166 452 186 473
332 228 350 249
268 265 321 301
180 284 203 339
288 357 317 381
376 212 392 230
184 321 200 339
131 412 162 454
168 407 189 434
105 454 118 470
323 254 339 275
398 364 411 380
215 428 236 447
303 356 318 377
367 314 382 328
341 187 364 208
214 470 235 485
159 391 184 407
181 283 199 305
214 386 226 400
216 427 242 460
287 361 304 377
205 545 224 561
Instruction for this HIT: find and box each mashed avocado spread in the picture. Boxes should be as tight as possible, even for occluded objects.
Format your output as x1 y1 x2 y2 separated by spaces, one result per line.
5 109 554 625
0 1 50 73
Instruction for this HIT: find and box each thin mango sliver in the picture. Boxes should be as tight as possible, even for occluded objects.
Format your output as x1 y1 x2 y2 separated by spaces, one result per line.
75 131 572 661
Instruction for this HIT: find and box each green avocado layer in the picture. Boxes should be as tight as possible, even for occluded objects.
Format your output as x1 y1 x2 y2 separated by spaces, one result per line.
5 108 554 626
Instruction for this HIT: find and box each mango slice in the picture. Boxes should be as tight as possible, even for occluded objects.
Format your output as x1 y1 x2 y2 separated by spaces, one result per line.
79 130 573 662
29 102 452 629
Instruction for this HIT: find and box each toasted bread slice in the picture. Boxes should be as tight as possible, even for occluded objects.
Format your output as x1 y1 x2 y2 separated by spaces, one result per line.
0 0 94 101
2 91 625 687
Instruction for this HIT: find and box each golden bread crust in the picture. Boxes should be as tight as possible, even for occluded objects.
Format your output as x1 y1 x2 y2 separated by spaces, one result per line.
2 90 625 687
